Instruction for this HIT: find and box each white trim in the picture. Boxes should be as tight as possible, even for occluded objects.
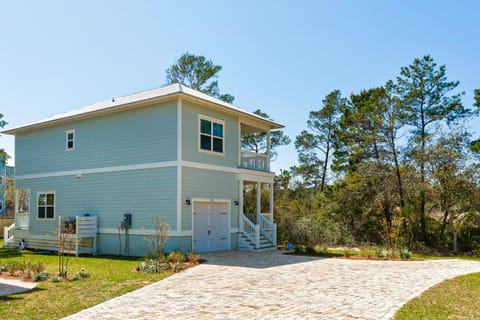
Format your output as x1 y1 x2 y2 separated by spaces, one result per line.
198 114 225 155
99 228 192 237
191 199 231 252
16 159 273 182
36 191 56 220
66 129 75 151
177 97 183 232
16 161 178 180
182 160 238 174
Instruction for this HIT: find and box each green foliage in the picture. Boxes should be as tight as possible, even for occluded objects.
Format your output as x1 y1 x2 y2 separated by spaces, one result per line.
5 260 26 275
32 271 49 282
165 52 234 103
294 90 345 191
241 109 291 160
78 267 90 278
280 55 480 253
0 113 7 165
187 252 199 264
399 248 412 259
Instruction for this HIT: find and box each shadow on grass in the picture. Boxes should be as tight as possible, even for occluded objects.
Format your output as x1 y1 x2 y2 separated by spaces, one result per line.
0 248 24 258
0 286 46 301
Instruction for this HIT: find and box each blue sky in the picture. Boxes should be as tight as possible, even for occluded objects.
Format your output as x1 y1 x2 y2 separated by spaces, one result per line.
1 0 479 173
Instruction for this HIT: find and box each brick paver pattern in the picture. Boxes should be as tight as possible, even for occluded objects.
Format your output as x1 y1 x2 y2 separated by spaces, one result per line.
63 251 480 320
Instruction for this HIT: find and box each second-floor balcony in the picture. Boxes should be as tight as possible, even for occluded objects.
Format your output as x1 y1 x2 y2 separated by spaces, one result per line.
240 150 269 171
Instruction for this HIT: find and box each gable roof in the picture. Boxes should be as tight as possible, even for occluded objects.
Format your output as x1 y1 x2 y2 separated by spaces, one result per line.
3 83 284 135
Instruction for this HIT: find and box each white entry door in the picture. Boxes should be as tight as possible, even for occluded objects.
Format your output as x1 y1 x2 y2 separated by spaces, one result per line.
193 202 229 253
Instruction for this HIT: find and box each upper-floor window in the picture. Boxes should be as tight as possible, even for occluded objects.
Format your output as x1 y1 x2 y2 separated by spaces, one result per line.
66 129 75 151
199 116 224 154
37 192 55 219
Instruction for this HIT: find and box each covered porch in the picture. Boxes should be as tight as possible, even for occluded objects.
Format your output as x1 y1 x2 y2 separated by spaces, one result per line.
237 175 277 251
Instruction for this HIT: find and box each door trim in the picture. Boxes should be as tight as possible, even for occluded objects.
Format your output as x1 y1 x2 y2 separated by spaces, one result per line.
191 198 231 252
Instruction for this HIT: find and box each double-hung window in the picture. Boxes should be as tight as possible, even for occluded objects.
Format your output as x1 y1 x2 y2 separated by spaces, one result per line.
66 129 75 151
199 116 224 154
37 192 55 219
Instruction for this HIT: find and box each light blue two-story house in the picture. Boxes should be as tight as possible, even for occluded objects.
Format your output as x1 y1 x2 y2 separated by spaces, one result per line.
3 84 283 255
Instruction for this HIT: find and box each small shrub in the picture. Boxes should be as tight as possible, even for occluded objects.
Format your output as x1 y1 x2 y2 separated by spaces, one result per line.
51 277 61 283
305 246 316 255
78 268 90 278
167 251 185 264
5 260 25 275
187 252 199 264
32 271 49 282
137 259 170 273
375 247 388 259
399 248 412 259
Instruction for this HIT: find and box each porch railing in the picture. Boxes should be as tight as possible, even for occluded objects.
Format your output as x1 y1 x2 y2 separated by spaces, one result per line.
240 213 260 249
3 223 15 247
240 150 269 171
257 213 277 246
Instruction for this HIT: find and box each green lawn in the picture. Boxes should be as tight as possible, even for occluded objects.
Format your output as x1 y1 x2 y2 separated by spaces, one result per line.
394 272 480 320
0 240 172 319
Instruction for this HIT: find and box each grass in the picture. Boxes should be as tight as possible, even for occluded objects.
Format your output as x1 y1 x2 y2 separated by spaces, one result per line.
0 239 172 319
394 272 480 320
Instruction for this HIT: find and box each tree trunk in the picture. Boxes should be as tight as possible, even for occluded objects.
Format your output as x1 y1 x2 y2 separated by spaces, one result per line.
320 140 330 192
390 134 405 208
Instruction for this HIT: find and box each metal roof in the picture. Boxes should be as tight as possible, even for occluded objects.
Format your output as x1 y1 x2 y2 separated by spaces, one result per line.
3 83 284 135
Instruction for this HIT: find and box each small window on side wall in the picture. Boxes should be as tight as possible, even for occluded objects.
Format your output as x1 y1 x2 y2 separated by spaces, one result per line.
66 129 75 151
37 192 55 219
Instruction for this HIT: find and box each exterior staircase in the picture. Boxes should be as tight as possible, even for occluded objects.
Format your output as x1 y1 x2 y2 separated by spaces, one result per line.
238 213 277 252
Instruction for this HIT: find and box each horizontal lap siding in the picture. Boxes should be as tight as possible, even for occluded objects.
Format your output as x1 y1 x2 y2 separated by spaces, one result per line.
16 167 177 237
16 101 177 176
182 101 239 168
181 167 239 231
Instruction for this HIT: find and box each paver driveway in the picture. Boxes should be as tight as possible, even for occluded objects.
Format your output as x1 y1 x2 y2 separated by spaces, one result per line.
64 251 480 320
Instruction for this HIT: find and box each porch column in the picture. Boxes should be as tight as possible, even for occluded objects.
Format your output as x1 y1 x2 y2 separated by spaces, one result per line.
256 182 261 216
239 179 244 232
269 183 274 222
266 129 271 171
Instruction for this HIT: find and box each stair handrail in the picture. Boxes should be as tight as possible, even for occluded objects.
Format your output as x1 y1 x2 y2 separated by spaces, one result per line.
257 213 277 246
4 223 15 247
240 213 260 249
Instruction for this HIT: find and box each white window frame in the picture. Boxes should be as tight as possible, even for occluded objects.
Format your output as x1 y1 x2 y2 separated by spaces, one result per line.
198 114 225 155
66 129 75 151
37 191 56 220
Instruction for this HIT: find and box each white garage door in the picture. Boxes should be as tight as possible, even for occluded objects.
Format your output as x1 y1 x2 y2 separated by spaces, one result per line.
193 202 229 253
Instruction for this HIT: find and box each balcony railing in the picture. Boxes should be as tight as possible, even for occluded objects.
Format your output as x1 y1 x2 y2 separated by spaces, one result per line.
240 150 269 171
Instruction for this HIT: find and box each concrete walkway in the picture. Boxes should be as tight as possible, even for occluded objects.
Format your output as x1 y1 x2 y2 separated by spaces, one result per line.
0 278 36 296
64 251 480 320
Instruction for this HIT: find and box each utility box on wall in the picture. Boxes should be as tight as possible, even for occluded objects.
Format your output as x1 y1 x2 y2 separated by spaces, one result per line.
123 213 132 229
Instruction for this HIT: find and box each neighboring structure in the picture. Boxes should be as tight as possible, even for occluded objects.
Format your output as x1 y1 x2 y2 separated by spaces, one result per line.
2 84 283 255
0 164 14 216
0 164 15 238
